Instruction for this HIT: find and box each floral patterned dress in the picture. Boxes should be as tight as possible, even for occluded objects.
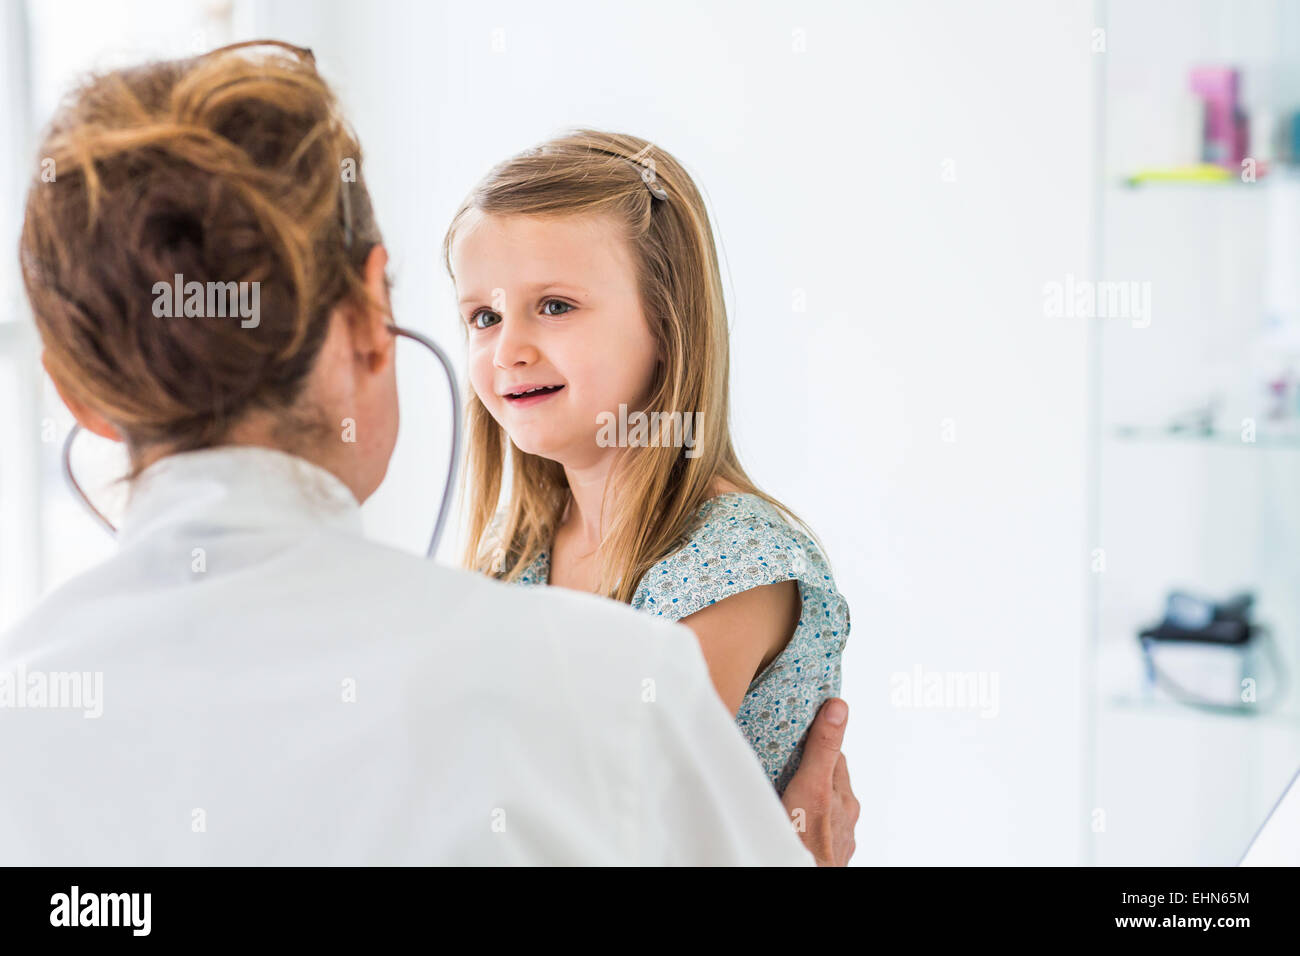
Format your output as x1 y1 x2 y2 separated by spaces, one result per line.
509 492 850 794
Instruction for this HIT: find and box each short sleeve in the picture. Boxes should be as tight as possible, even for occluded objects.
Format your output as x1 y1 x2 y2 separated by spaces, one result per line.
633 496 849 655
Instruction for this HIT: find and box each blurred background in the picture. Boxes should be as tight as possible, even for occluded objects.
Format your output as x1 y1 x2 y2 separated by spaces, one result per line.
3 0 1299 865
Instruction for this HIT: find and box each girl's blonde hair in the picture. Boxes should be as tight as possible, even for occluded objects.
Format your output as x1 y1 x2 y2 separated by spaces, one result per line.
443 129 814 603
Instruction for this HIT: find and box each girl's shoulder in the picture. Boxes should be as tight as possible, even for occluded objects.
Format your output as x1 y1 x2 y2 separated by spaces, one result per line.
689 492 835 583
632 491 847 632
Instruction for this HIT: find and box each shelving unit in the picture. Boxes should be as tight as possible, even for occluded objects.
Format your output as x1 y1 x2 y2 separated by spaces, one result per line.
1086 0 1300 866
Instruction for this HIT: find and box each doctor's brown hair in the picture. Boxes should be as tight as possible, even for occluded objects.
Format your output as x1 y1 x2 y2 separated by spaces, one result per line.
20 42 382 479
444 130 819 603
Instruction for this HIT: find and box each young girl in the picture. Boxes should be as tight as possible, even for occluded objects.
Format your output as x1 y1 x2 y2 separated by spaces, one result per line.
443 130 850 794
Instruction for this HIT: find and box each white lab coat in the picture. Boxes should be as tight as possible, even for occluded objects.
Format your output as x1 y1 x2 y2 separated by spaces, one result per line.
1239 767 1300 866
0 446 813 866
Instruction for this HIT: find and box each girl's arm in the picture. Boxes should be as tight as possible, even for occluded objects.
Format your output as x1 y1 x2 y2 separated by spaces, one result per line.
679 580 801 715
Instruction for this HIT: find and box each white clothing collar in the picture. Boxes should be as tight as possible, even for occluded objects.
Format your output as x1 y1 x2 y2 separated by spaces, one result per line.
117 445 364 545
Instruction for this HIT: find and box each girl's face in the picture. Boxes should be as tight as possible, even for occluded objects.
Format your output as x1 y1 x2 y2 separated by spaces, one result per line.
451 211 660 468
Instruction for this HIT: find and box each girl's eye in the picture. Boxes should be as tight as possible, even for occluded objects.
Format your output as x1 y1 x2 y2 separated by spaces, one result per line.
541 299 574 317
469 309 501 330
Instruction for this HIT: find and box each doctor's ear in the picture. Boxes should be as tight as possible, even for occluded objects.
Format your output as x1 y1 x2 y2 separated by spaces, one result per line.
344 244 394 371
360 243 390 311
41 351 122 442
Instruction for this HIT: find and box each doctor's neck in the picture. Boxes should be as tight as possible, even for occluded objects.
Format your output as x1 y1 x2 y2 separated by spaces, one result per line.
63 404 379 508
49 274 399 509
134 423 377 507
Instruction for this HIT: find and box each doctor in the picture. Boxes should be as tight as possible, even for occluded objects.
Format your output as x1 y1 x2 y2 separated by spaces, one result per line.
0 41 858 865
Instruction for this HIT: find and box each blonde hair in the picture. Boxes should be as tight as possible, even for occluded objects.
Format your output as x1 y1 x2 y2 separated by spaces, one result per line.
444 129 815 603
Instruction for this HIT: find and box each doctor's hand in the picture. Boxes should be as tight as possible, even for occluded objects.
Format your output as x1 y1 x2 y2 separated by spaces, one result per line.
782 698 858 866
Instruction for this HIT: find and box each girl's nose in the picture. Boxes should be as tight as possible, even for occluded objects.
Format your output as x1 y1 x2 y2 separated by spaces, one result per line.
492 313 540 368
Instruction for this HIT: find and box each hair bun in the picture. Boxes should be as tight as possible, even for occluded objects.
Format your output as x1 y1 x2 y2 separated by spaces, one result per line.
21 48 382 473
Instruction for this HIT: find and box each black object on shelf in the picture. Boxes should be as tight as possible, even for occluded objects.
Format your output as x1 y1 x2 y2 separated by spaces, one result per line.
1139 590 1255 645
1136 589 1289 714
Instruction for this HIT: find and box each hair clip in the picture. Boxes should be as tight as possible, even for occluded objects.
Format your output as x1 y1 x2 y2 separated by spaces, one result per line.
626 158 668 202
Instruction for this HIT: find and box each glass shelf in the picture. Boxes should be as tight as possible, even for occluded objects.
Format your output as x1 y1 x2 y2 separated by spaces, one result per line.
1118 176 1258 189
1105 693 1300 724
1111 425 1300 447
1114 165 1300 189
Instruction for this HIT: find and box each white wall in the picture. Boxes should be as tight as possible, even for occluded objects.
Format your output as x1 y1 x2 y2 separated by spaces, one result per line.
247 0 1095 864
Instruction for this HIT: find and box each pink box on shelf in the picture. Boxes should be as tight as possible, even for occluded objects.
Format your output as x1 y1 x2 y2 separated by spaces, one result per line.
1189 66 1246 168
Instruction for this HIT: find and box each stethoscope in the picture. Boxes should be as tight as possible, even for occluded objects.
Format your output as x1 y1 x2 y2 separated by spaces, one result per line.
62 324 462 559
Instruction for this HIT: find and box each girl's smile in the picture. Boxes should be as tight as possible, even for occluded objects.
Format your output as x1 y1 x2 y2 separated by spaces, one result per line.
501 383 566 406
